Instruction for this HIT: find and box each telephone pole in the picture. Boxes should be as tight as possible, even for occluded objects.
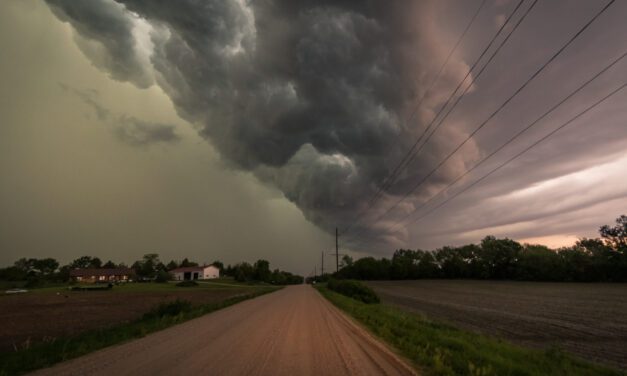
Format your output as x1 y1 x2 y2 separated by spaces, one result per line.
321 251 324 277
335 227 339 273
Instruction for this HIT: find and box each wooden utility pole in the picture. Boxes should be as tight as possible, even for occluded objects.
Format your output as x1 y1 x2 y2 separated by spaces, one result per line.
321 251 324 277
336 227 339 273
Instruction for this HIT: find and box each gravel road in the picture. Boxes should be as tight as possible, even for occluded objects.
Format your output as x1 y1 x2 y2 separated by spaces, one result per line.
31 285 416 376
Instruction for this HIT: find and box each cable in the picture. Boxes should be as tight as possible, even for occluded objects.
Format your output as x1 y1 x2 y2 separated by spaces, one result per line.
351 80 627 250
358 0 614 233
406 82 626 226
341 0 526 235
382 50 627 234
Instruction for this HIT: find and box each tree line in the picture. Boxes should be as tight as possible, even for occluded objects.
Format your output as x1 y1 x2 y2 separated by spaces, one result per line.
335 215 627 282
0 253 303 286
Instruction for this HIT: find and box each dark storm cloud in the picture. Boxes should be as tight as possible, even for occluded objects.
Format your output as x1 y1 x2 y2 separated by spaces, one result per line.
45 0 477 235
47 0 154 88
45 0 627 252
60 83 180 146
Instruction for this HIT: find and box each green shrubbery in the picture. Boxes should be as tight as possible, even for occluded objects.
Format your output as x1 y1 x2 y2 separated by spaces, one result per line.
327 279 380 304
143 299 192 319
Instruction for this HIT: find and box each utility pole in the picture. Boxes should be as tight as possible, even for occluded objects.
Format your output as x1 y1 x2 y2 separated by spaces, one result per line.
336 227 339 273
321 251 324 277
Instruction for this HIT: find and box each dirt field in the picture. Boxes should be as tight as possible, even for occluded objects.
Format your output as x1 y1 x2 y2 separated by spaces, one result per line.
367 280 627 369
0 283 253 352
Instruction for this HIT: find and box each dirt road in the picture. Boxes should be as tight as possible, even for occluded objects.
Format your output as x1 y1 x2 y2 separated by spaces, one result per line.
31 285 415 376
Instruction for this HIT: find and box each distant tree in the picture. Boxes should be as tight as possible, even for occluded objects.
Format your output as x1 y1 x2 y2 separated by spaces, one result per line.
155 270 172 283
515 244 562 281
135 253 161 279
102 260 117 269
166 260 178 271
340 255 353 268
600 215 627 252
437 247 468 279
254 259 271 282
179 258 198 267
479 236 522 279
12 258 58 276
211 260 224 272
233 262 254 282
417 252 438 278
0 266 28 281
70 256 102 269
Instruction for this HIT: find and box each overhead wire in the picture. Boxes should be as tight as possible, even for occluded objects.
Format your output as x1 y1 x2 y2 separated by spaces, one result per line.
350 0 615 239
340 0 522 235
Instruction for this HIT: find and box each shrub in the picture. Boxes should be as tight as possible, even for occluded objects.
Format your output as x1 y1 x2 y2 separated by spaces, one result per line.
155 271 171 283
327 279 380 304
143 299 192 319
175 280 198 287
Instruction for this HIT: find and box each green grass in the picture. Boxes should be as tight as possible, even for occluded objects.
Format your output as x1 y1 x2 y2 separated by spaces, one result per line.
0 281 254 296
0 286 280 376
316 286 624 376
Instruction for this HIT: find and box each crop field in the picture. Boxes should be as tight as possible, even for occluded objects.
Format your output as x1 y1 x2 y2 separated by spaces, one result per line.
0 282 255 352
367 280 627 369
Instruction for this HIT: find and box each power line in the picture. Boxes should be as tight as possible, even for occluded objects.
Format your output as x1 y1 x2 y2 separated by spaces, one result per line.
403 0 489 146
404 82 627 227
357 0 526 221
340 0 516 235
379 50 627 235
353 0 614 236
350 79 627 251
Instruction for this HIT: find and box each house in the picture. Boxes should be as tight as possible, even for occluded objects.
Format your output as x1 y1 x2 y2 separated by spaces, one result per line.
170 265 220 281
69 268 135 283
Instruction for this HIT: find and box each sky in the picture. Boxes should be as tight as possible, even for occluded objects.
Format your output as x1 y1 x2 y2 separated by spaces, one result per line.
1 0 626 275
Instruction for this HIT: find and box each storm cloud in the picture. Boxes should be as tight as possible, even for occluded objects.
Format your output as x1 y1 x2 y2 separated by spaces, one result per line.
59 83 180 146
43 0 627 252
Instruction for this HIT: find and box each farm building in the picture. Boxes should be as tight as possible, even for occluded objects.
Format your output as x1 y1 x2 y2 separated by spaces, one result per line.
69 268 135 283
170 265 220 281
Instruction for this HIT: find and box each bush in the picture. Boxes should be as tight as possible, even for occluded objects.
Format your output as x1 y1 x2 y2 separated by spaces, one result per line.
143 299 192 319
175 280 198 287
155 271 171 283
327 279 380 304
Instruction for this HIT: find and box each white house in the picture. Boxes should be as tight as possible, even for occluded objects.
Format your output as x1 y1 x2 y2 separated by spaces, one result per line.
170 265 220 281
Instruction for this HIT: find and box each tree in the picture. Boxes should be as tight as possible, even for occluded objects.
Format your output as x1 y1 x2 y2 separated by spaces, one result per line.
479 236 522 279
166 260 178 271
600 215 627 252
135 253 161 279
211 260 224 272
234 262 254 282
179 258 198 267
102 260 117 269
70 256 102 269
254 259 271 282
340 255 354 268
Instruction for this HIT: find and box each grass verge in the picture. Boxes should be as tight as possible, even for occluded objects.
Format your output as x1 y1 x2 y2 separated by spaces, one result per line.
316 286 623 376
0 286 279 376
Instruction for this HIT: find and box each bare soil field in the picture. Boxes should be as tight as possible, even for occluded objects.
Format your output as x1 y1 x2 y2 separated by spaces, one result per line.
0 284 252 352
367 280 627 369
